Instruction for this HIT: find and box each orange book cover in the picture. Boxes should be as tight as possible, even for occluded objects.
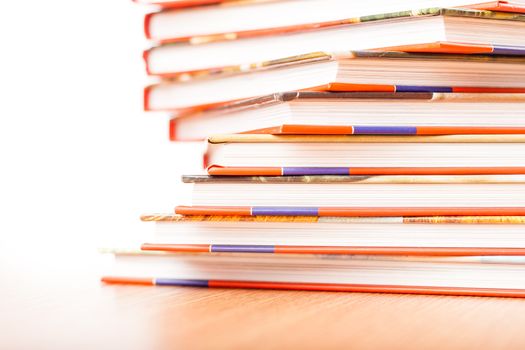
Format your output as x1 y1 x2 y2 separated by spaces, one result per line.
101 276 525 298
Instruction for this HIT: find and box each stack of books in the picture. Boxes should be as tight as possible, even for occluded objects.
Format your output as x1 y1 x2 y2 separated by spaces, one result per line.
104 0 525 297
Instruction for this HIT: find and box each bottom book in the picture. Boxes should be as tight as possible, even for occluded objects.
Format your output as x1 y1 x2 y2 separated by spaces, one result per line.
102 251 525 297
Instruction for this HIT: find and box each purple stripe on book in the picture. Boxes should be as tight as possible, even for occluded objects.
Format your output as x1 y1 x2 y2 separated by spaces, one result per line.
283 167 349 175
252 207 319 216
155 278 209 287
211 245 275 253
353 126 417 135
492 45 525 55
395 85 453 93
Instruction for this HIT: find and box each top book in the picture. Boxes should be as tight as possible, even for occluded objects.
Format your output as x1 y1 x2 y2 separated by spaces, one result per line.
144 0 525 42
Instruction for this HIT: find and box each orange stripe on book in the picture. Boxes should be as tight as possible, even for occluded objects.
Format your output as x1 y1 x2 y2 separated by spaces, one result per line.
101 276 154 285
144 12 154 40
143 85 152 111
416 127 525 135
491 3 525 13
141 243 209 253
175 205 252 216
169 119 177 141
452 87 525 93
142 49 151 75
148 0 223 9
348 167 525 175
274 246 525 256
158 36 192 44
208 280 525 297
279 125 354 134
203 152 209 169
376 41 494 54
207 166 282 176
242 126 283 135
318 207 525 217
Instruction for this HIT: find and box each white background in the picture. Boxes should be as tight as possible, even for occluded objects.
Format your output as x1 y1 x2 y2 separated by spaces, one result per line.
0 1 202 274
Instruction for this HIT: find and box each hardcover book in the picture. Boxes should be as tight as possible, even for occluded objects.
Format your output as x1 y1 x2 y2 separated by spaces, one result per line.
140 213 525 256
102 251 525 297
176 174 525 216
204 134 525 175
145 52 525 110
168 92 525 140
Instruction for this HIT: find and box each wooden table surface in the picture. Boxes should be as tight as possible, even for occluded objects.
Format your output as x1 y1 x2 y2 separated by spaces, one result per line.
3 250 525 350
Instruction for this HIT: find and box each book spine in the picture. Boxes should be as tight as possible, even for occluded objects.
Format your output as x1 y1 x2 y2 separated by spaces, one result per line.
206 166 525 176
169 118 176 141
175 206 525 217
207 133 525 143
325 83 525 93
144 12 154 40
101 277 525 297
278 125 525 135
141 243 525 256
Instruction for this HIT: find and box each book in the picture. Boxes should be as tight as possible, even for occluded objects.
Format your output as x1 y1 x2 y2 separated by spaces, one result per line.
140 214 525 255
145 8 525 76
145 52 525 110
168 92 525 141
204 134 525 176
102 251 525 297
145 0 525 43
175 174 525 216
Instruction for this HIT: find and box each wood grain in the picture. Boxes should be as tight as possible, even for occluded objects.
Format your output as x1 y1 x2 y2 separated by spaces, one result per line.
3 262 525 350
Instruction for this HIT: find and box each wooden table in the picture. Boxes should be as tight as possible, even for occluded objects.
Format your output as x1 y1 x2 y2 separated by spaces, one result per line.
3 250 525 350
